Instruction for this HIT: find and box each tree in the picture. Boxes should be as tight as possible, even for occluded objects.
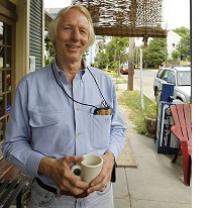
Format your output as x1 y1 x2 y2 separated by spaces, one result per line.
174 27 191 62
94 37 129 72
171 50 180 61
177 33 191 61
143 38 167 68
173 26 189 38
128 38 134 91
45 34 55 65
94 50 109 69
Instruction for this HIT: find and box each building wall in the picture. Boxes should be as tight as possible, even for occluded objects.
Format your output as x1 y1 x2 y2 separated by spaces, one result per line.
166 30 181 59
14 0 29 85
11 0 44 83
29 0 44 70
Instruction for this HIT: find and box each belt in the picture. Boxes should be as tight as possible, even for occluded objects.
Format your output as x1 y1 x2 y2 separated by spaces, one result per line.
35 178 58 194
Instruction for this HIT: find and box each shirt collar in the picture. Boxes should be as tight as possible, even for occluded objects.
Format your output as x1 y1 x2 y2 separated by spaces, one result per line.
54 59 87 80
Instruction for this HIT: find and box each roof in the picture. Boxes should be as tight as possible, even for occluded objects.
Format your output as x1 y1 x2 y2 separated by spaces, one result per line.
72 0 167 38
163 66 191 72
173 67 191 71
45 11 53 30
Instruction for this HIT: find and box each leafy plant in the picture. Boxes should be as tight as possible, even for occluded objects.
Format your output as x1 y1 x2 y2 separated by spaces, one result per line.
173 27 191 62
94 37 129 73
45 34 55 65
143 38 167 68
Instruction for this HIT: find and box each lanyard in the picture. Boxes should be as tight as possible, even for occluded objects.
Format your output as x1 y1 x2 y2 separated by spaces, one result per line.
51 64 111 111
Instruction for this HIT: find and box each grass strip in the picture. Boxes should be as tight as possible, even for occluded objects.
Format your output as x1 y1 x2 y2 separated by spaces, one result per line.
118 90 157 135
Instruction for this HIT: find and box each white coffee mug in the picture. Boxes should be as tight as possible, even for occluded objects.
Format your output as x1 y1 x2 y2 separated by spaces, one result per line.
71 154 103 182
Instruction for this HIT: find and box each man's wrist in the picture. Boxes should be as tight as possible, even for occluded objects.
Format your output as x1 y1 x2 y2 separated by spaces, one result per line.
105 151 117 183
104 151 115 161
38 156 55 177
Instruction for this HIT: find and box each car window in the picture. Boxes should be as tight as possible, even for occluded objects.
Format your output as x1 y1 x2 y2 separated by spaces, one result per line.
166 71 176 84
156 69 164 78
160 70 169 80
177 71 191 86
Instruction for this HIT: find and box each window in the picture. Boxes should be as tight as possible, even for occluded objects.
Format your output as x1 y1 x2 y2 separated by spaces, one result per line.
156 69 164 78
160 70 169 80
159 69 176 85
177 71 191 86
0 21 12 143
166 71 176 85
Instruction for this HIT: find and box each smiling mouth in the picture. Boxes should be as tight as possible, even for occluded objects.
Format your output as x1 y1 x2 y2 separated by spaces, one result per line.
66 44 80 50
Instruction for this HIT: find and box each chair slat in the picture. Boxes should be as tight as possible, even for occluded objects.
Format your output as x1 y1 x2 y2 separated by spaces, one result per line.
176 104 188 141
184 104 192 142
170 105 183 139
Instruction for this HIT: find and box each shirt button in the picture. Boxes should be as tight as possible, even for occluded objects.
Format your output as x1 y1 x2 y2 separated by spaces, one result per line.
76 132 81 138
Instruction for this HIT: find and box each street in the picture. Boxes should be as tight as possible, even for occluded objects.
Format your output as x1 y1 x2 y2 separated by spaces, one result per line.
117 69 158 100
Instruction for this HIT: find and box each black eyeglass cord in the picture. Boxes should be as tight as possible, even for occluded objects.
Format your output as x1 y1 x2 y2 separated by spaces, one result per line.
51 64 110 109
87 67 109 108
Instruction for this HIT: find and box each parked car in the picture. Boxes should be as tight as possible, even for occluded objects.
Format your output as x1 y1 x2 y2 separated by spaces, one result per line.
153 66 191 103
120 63 128 75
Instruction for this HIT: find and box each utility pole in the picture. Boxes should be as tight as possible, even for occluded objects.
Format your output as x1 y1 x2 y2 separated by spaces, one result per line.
140 48 144 110
128 37 134 91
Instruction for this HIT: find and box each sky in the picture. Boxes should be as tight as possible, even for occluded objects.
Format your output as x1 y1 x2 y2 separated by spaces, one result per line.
162 0 190 29
44 0 190 30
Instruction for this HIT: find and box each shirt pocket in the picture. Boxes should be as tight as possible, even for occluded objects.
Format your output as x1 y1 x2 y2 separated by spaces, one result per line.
91 114 111 149
29 111 64 142
29 112 62 127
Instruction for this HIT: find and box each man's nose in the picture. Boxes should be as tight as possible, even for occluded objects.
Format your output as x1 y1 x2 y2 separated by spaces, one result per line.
71 28 80 41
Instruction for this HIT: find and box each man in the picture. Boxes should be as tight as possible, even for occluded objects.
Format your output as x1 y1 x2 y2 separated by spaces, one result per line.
2 5 125 208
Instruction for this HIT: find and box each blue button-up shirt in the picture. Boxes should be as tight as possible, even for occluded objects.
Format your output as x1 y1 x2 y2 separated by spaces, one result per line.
2 63 125 188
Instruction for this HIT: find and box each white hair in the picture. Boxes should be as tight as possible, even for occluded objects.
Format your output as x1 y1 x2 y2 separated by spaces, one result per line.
48 5 95 48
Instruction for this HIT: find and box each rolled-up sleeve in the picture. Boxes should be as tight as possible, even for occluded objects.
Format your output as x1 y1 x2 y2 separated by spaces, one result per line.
2 79 44 177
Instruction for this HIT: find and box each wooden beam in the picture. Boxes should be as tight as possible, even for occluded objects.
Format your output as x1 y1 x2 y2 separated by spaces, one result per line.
0 5 17 20
94 26 167 38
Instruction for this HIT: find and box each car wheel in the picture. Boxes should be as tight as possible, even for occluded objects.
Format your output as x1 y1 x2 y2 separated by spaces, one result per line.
175 98 184 103
154 87 159 97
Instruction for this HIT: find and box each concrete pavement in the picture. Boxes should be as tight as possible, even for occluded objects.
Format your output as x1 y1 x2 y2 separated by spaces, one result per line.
112 93 192 208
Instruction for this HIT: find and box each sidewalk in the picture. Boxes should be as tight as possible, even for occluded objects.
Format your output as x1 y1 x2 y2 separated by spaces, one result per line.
112 100 192 208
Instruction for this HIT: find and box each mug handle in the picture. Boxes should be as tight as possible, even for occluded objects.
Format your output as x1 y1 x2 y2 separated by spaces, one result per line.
71 164 81 176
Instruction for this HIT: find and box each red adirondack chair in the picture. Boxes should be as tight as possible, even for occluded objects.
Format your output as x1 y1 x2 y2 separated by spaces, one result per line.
170 103 192 186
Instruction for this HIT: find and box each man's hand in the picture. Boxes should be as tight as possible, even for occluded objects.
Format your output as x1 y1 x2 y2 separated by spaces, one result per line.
87 152 115 193
39 156 89 197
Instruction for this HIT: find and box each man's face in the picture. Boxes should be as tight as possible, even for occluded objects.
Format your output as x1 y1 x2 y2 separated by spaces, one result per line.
55 9 90 63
